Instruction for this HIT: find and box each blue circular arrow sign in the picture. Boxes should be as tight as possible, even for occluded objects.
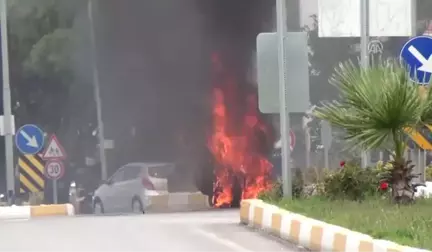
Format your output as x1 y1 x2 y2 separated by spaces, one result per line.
15 124 45 155
400 36 432 85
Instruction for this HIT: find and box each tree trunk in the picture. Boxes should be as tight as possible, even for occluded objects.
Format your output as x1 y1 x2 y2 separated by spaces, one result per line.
391 179 415 204
391 159 416 204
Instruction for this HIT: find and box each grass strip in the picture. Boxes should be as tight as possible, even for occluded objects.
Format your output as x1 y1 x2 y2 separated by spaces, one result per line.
265 197 432 249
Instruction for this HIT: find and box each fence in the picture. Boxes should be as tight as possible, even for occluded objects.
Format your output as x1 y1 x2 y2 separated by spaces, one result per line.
287 117 429 183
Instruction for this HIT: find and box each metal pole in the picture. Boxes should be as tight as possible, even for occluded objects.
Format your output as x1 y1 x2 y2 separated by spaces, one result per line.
276 0 291 198
421 150 426 183
411 0 416 37
1 0 14 205
53 179 58 204
305 126 311 169
88 0 108 180
324 147 329 169
417 150 421 183
360 0 369 168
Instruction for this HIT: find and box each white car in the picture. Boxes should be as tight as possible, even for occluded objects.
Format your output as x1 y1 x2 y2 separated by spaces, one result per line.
92 162 174 214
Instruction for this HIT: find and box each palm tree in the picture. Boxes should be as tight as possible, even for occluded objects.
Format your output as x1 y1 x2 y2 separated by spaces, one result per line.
313 60 432 204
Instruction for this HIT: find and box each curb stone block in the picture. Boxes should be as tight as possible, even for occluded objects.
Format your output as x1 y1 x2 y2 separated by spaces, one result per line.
0 204 75 219
146 192 210 212
239 199 429 252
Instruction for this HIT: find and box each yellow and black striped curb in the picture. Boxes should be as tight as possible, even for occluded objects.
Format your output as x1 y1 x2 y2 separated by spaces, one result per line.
240 199 429 252
146 192 210 212
0 204 75 219
18 154 45 193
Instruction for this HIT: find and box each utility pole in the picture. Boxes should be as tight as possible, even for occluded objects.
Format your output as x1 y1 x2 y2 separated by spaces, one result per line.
276 0 291 198
88 0 108 180
360 0 370 168
1 0 14 205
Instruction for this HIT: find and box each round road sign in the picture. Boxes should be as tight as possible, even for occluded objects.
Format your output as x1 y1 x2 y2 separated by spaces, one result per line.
44 160 65 180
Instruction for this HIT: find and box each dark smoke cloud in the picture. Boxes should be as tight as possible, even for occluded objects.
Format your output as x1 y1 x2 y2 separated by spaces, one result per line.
72 0 275 191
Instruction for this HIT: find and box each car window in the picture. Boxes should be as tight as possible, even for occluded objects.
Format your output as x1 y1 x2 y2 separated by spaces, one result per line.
123 165 142 180
147 164 174 178
110 169 124 183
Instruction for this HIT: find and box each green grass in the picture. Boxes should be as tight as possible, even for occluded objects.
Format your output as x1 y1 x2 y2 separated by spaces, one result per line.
265 197 432 249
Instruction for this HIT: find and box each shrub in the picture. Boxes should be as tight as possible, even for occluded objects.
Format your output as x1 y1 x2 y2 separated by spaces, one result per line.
322 162 380 201
259 170 304 201
292 168 304 198
426 165 432 181
259 179 282 202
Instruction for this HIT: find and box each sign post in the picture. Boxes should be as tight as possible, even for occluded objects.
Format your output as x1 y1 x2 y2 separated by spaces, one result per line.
42 134 66 204
255 0 309 199
321 121 333 169
44 160 65 204
15 124 45 203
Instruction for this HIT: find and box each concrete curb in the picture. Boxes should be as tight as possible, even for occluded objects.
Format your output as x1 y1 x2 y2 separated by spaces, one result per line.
0 204 75 219
240 199 429 252
146 192 210 212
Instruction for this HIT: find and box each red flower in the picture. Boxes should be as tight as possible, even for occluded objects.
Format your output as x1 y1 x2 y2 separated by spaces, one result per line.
339 161 346 167
380 182 389 190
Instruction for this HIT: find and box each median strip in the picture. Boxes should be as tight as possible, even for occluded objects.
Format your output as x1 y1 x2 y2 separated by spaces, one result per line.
240 199 430 252
0 204 74 219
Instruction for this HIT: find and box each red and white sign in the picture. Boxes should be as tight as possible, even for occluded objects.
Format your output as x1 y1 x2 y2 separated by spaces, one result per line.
42 134 66 160
44 160 65 180
274 130 296 151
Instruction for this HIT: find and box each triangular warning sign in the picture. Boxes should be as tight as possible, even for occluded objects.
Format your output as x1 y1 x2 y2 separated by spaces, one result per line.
42 134 67 160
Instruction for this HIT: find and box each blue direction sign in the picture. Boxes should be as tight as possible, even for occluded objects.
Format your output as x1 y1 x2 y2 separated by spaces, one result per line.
15 124 45 155
400 36 432 84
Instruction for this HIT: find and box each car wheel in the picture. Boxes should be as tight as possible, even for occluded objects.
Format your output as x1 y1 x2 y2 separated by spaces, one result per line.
131 198 144 214
93 200 105 214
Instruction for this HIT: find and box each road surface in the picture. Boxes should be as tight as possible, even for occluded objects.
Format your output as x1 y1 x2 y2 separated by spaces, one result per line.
0 209 304 251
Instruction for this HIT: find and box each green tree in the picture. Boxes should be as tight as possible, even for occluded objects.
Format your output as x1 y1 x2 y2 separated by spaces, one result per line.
7 0 94 163
313 60 431 204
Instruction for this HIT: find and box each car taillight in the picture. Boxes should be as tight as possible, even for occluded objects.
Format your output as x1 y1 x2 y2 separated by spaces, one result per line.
141 177 155 190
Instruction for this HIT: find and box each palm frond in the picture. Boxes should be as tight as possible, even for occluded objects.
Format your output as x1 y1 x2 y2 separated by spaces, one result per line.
313 59 423 152
419 85 432 125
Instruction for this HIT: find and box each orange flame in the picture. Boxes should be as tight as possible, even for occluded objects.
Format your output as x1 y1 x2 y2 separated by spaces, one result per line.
208 52 273 207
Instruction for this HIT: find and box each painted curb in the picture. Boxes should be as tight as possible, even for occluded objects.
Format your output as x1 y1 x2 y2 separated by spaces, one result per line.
240 199 429 252
0 204 75 220
146 192 210 212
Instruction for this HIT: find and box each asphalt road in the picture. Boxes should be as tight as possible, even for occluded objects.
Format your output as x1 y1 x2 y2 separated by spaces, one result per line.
0 209 304 251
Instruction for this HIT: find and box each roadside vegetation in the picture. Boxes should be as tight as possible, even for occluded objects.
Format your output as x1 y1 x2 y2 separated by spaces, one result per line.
259 60 432 249
260 162 432 249
314 60 432 204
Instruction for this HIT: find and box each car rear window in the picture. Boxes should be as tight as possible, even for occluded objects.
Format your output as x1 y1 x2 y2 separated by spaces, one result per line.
147 164 174 178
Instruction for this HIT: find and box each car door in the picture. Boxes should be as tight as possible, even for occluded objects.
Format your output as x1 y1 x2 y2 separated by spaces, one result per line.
104 168 125 213
114 165 143 212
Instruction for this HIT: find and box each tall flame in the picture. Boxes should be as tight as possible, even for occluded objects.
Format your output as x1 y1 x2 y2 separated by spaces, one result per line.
208 52 273 207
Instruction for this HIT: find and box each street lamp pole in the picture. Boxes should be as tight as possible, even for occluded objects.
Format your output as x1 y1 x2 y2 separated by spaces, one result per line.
0 0 15 205
88 0 108 180
360 0 370 168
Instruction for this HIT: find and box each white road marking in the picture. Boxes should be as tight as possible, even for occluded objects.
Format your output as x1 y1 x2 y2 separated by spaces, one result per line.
192 228 252 252
158 217 236 224
2 218 29 222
